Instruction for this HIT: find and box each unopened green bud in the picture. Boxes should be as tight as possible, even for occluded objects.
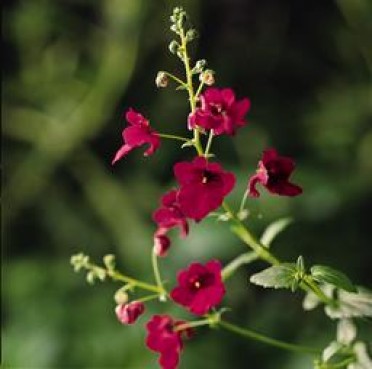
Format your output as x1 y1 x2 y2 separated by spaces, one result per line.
170 24 178 33
168 40 179 54
155 71 169 88
200 69 215 86
193 59 206 73
95 267 106 281
86 271 95 284
103 254 116 270
114 288 129 305
186 29 198 42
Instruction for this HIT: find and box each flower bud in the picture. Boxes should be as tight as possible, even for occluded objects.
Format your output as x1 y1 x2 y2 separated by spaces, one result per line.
114 287 129 305
115 301 145 325
199 69 215 86
168 40 179 54
154 234 171 257
103 254 116 270
186 29 198 41
155 71 169 88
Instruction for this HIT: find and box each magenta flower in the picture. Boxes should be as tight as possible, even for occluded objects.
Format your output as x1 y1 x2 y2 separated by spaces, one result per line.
174 156 235 221
152 190 189 256
153 190 189 238
112 108 160 164
170 260 225 316
115 301 145 325
248 148 303 197
146 315 192 369
188 87 251 135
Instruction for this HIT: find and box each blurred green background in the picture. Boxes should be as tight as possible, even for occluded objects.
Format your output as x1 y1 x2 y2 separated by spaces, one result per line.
2 0 372 368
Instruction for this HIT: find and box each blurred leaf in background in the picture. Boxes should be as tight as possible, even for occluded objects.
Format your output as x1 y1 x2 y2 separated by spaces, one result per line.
2 0 371 368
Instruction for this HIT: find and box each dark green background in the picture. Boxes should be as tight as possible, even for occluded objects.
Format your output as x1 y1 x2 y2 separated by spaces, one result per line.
3 0 371 368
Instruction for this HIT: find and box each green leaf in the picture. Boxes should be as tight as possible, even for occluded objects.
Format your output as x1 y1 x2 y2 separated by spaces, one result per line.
325 287 372 319
250 263 297 289
310 265 357 293
260 217 293 248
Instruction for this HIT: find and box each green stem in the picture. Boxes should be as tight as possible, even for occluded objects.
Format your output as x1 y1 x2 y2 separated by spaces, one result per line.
161 71 187 88
158 133 189 142
219 320 320 355
180 28 203 156
175 318 211 332
151 250 167 300
204 130 214 157
239 189 249 214
137 293 161 303
303 276 336 307
222 202 337 306
222 252 258 280
229 220 280 265
195 80 205 98
107 269 160 293
331 357 356 369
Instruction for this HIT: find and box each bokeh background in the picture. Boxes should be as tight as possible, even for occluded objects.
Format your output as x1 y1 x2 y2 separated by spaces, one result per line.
2 0 372 368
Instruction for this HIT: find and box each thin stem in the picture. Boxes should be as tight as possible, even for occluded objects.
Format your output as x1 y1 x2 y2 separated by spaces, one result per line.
331 357 356 369
204 130 214 157
219 320 320 355
161 71 187 88
137 293 161 303
239 189 249 214
180 28 203 156
151 250 167 300
303 276 336 307
158 133 189 142
195 80 205 98
175 318 211 332
222 252 258 280
107 269 160 293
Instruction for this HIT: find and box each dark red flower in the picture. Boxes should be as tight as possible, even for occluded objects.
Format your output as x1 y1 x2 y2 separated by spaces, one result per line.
152 190 189 256
188 87 250 135
174 157 235 221
115 301 145 325
112 108 160 164
170 260 225 316
146 315 192 369
248 148 303 197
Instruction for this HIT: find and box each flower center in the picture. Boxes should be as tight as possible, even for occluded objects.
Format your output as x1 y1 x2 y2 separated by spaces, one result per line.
210 103 224 116
201 170 217 184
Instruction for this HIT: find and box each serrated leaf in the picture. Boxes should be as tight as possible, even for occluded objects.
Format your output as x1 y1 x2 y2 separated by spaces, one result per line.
250 263 297 289
311 265 357 293
260 217 293 248
325 287 372 319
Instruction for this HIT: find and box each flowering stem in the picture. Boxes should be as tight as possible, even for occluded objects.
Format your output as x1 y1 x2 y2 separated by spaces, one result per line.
204 130 214 157
151 250 167 300
180 28 203 156
219 320 320 355
157 133 189 142
222 252 258 280
107 269 161 293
